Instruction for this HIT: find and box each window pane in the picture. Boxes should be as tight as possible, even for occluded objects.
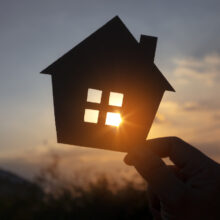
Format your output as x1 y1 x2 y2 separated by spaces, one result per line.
87 88 102 103
109 92 124 107
105 112 122 126
84 109 99 123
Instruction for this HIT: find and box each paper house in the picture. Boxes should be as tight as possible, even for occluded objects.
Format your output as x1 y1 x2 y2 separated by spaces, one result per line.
41 16 174 152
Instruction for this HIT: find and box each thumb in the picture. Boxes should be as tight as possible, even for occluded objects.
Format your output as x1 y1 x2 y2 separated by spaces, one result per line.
124 148 187 205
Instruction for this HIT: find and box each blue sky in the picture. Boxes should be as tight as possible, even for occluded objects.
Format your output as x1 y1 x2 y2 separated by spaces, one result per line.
0 0 220 180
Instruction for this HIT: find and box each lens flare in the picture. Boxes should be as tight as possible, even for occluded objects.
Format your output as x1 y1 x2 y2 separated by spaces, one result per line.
105 112 122 127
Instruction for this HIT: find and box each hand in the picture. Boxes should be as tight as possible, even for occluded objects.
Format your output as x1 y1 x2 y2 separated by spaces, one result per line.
124 137 220 220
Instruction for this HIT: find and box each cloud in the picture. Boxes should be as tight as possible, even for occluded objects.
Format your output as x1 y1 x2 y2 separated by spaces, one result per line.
149 98 220 155
181 100 220 112
213 113 220 121
154 113 167 124
173 53 220 86
181 101 200 111
0 140 137 186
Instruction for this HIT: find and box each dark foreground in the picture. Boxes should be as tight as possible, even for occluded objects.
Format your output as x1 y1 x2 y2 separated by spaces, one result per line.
0 169 152 220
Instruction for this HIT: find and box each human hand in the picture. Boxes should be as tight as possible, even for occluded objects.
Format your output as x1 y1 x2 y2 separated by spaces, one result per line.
124 137 220 220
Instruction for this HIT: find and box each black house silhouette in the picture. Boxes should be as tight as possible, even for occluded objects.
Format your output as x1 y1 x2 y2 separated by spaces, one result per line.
41 16 174 152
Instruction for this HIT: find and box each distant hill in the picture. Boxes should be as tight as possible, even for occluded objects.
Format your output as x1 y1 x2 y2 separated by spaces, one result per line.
0 169 43 198
0 168 44 219
0 168 43 199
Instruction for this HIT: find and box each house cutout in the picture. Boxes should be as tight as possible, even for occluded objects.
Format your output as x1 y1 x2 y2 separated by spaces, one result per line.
41 16 175 152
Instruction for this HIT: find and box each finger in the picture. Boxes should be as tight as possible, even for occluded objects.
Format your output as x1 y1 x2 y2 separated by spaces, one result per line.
167 165 186 182
145 137 209 168
124 148 187 205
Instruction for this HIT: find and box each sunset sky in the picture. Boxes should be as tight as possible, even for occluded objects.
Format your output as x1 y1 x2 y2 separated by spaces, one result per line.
0 0 220 182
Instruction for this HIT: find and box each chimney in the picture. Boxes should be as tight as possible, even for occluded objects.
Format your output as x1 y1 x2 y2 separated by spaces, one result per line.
139 35 157 62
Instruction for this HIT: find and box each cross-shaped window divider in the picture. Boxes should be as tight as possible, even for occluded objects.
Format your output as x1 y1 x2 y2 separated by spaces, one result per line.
84 88 124 126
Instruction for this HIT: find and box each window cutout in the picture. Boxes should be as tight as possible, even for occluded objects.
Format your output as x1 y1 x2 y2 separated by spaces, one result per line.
87 88 102 103
105 112 122 127
109 92 124 107
84 109 99 123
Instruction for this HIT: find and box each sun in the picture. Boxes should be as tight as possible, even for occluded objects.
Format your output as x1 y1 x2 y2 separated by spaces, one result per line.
105 112 122 127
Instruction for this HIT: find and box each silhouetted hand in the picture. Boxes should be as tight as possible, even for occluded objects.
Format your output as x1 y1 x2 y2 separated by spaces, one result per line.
124 137 220 220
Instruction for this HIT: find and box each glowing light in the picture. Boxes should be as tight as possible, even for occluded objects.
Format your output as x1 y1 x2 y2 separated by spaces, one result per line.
109 92 124 107
84 109 99 123
87 88 102 103
105 112 122 127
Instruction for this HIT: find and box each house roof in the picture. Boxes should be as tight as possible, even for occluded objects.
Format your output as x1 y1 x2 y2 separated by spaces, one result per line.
41 16 174 92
